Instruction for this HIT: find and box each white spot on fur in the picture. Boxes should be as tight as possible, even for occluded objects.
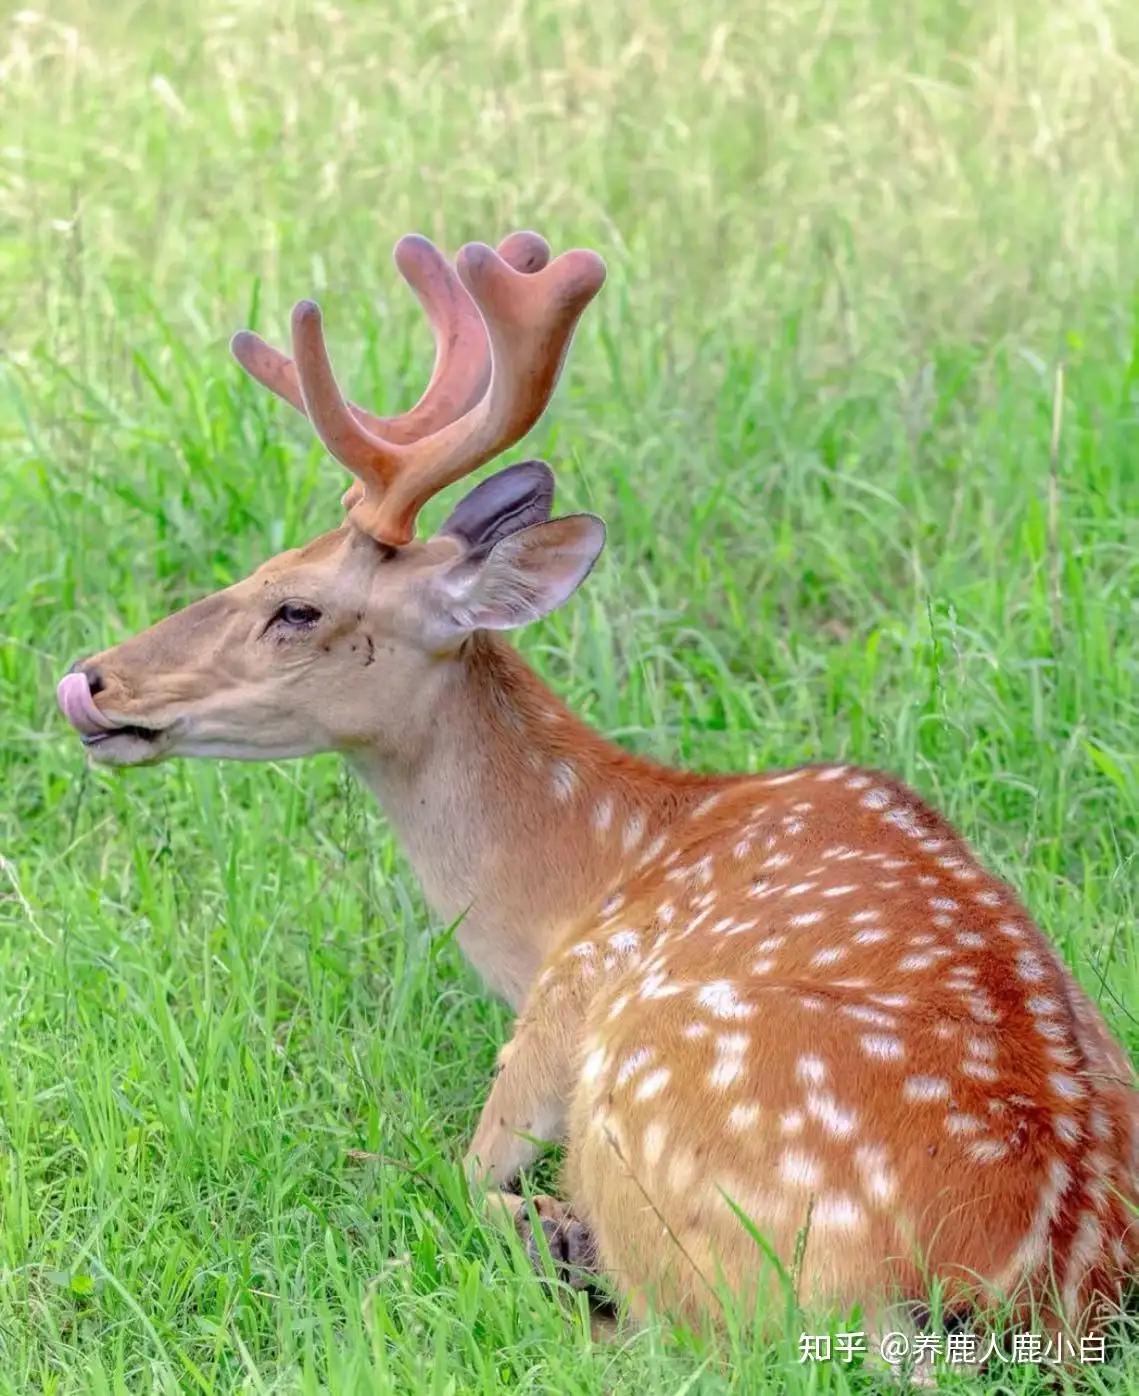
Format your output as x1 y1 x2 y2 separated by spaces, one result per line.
812 1194 865 1230
966 1139 1009 1164
697 981 754 1021
861 1034 904 1060
779 1150 823 1187
854 1145 897 1203
1015 951 1047 983
549 760 578 802
784 881 817 897
796 1054 827 1084
615 1048 652 1086
728 1102 760 1131
946 1113 985 1135
708 1033 749 1089
1061 1211 1103 1315
622 812 646 852
635 1068 671 1102
903 1076 950 1102
882 808 925 838
636 834 668 867
1053 1115 1081 1145
641 1121 668 1166
761 770 804 787
806 1091 858 1138
1004 1158 1072 1276
841 1005 897 1028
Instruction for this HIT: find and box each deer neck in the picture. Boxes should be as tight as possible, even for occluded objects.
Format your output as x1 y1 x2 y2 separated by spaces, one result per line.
348 632 692 1009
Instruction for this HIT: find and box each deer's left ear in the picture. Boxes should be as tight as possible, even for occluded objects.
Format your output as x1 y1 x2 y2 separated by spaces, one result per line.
423 513 606 638
435 459 556 556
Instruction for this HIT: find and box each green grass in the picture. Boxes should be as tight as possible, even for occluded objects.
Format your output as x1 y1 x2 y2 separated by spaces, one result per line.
2 0 1138 1389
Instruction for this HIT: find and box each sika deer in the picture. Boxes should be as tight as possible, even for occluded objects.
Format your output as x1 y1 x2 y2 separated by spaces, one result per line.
56 228 1137 1358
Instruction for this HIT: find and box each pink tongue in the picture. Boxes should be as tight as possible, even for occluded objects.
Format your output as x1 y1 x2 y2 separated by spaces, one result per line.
56 673 117 735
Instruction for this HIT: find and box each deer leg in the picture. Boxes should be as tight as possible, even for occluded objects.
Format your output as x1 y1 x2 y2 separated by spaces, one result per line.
464 958 606 1291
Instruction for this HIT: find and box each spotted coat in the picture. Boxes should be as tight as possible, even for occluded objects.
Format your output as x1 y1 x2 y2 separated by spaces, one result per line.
485 762 1138 1334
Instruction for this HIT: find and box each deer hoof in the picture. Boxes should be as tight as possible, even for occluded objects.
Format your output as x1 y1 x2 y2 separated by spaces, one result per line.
517 1197 599 1291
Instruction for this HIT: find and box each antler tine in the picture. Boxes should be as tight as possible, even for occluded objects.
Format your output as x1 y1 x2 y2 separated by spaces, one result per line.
297 243 606 546
229 230 551 446
386 231 551 443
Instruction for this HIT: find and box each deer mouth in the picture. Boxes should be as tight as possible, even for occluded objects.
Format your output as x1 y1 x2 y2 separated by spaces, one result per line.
79 724 163 748
56 672 167 753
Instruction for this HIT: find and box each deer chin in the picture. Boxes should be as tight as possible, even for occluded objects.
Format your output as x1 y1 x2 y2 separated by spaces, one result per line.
79 723 174 767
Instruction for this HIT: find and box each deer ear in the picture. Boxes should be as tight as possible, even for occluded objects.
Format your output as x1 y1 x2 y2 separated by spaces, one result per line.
425 513 606 637
435 460 555 556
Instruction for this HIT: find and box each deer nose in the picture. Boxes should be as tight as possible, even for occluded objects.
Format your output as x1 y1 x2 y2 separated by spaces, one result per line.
66 660 105 695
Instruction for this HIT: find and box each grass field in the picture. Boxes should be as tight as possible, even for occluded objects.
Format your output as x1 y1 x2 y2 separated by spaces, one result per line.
2 0 1139 1389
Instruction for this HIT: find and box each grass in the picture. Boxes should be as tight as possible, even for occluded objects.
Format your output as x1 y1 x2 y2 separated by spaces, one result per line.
2 0 1138 1388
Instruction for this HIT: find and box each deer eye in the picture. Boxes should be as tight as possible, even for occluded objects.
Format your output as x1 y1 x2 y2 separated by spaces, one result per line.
273 602 322 628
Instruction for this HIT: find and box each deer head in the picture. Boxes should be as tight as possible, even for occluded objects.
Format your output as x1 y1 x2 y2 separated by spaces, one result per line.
56 231 608 770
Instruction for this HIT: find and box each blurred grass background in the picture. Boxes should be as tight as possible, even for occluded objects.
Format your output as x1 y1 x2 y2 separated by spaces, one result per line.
1 0 1137 1389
